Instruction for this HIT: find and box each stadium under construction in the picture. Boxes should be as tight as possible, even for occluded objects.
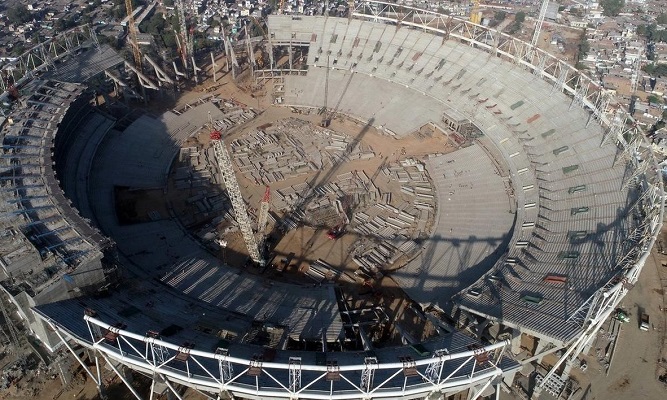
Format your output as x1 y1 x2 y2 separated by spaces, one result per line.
0 2 663 400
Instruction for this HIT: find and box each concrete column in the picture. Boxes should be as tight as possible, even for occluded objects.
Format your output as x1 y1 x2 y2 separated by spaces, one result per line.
501 369 518 391
288 43 293 70
511 328 522 355
267 42 274 69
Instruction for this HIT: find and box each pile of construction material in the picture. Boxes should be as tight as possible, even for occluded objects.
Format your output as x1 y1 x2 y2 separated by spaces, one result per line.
230 118 375 185
170 100 262 241
174 105 258 192
384 158 435 213
305 259 341 283
0 353 54 396
175 146 220 188
344 159 434 278
350 211 421 280
332 170 380 209
211 107 258 132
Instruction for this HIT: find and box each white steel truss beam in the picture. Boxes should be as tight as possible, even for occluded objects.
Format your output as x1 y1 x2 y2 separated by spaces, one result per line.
0 25 100 97
40 313 514 400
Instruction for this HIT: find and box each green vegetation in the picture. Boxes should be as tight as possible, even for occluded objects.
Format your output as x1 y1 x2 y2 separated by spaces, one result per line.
600 0 625 17
657 13 667 24
10 43 25 56
643 63 667 77
507 11 525 34
7 3 33 25
488 11 506 28
494 11 507 22
576 30 590 63
647 94 662 104
140 12 167 35
162 31 177 49
54 17 77 32
108 0 141 19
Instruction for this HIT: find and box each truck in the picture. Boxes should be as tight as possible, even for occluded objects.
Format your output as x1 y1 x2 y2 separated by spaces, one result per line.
640 313 650 331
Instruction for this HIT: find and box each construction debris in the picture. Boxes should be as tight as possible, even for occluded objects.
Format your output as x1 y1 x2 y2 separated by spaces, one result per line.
230 118 375 185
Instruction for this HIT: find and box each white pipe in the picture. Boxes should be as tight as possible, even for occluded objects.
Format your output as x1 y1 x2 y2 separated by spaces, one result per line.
162 375 185 400
470 378 493 400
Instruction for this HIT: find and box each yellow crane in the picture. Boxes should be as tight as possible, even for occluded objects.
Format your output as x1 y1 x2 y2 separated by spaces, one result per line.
469 0 481 24
125 0 142 70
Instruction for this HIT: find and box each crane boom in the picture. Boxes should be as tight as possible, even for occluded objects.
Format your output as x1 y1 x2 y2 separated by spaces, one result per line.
125 0 142 70
210 129 263 265
531 0 550 48
257 186 271 235
175 0 190 74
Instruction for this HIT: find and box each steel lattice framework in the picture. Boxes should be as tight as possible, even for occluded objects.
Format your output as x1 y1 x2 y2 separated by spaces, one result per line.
344 0 664 387
9 5 662 399
254 0 664 387
211 132 263 265
0 25 99 94
349 1 612 124
35 314 512 400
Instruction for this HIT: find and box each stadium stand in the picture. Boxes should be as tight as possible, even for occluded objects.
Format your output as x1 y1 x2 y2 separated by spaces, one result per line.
0 6 660 398
271 14 656 348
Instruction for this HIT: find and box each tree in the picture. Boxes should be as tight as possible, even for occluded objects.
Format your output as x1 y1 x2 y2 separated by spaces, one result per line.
637 24 647 36
576 31 590 62
515 11 526 24
162 31 176 49
54 18 66 32
164 0 174 6
7 3 32 25
507 11 525 34
600 0 625 17
10 43 25 56
647 94 662 104
141 12 167 35
494 11 506 22
658 13 667 24
81 14 93 25
643 63 667 77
